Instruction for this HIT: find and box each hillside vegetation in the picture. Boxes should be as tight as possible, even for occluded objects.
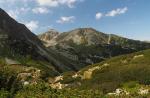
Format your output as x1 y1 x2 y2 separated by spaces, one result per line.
78 49 150 90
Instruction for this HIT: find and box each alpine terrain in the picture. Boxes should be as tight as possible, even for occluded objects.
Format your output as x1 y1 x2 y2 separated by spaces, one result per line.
0 6 150 98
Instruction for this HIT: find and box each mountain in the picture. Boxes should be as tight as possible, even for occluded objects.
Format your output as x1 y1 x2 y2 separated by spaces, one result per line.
39 28 108 46
39 27 150 48
0 8 46 59
39 28 150 67
38 29 59 47
0 8 82 75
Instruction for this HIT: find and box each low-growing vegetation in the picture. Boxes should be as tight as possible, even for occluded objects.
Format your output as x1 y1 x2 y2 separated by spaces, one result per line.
0 49 150 98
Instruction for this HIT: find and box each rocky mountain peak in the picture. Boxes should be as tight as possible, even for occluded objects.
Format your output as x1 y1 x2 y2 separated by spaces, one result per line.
38 29 59 42
69 28 99 35
38 27 109 46
47 29 59 33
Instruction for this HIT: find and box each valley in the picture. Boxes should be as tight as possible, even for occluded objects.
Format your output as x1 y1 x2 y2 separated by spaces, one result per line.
0 6 150 98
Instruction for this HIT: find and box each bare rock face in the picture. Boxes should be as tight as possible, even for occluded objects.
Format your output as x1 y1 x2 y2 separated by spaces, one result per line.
38 29 59 46
38 29 59 42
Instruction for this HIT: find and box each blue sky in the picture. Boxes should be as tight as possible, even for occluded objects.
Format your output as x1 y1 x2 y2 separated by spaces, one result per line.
0 0 150 41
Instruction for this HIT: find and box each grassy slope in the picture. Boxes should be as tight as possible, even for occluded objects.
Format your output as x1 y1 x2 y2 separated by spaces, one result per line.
63 49 150 92
1 49 150 97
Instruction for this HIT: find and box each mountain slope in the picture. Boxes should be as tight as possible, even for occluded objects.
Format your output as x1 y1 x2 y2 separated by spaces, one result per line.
58 49 150 93
39 28 150 67
0 8 43 58
0 8 82 74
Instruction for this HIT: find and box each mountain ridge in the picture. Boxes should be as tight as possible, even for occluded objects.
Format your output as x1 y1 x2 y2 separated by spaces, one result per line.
38 27 150 67
39 27 150 47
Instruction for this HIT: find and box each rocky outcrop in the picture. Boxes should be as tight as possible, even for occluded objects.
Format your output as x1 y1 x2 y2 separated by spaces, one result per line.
82 63 109 79
38 29 59 46
17 67 41 85
107 88 129 96
38 29 59 42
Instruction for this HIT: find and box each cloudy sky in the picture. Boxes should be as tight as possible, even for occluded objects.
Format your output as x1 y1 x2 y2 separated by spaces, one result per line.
0 0 150 41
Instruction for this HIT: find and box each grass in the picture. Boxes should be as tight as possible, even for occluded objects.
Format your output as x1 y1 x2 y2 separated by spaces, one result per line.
1 49 150 97
67 49 150 93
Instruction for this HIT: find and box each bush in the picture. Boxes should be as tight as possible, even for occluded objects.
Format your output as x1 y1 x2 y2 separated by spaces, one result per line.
0 89 10 98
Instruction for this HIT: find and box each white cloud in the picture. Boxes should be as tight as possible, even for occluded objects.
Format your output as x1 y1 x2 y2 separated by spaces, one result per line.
62 0 77 8
32 7 49 14
37 0 58 7
96 12 103 20
20 7 30 13
7 7 30 19
25 21 39 31
7 10 20 19
56 16 75 24
0 0 33 5
106 7 128 17
36 0 80 8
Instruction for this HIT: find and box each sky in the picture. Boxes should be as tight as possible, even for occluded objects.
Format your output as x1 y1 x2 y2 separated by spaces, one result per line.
0 0 150 41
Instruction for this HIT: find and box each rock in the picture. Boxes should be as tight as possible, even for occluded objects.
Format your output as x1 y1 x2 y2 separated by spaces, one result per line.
133 54 144 59
72 73 78 78
50 82 68 89
82 71 92 79
107 88 129 96
17 67 41 85
54 76 63 82
115 89 123 95
107 92 116 95
23 81 29 85
38 29 59 46
17 72 32 82
138 88 149 95
103 63 109 67
5 58 21 65
82 63 110 80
